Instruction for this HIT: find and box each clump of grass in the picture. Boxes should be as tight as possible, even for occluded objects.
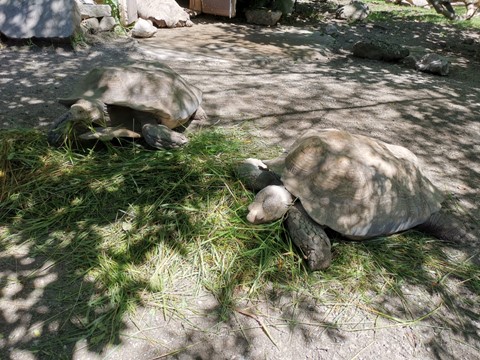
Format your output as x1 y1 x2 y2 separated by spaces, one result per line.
364 0 480 29
0 127 300 349
1 128 478 355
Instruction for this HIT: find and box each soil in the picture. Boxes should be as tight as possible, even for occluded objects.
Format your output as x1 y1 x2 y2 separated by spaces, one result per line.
1 1 479 359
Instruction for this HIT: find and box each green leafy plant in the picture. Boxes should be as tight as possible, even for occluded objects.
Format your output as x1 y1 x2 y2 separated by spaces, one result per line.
103 0 121 22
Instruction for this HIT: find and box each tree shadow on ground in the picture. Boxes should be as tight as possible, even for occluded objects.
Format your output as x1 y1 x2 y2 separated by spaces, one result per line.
0 131 205 358
155 232 479 359
2 128 477 359
1 6 479 359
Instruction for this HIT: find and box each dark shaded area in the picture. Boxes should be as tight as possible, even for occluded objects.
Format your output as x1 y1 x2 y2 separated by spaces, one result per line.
0 2 479 359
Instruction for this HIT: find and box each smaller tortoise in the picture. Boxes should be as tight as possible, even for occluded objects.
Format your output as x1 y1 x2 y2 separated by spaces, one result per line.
48 62 207 149
237 129 473 270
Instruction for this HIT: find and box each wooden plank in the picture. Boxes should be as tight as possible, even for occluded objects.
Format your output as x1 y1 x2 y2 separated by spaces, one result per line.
201 0 236 17
189 0 203 12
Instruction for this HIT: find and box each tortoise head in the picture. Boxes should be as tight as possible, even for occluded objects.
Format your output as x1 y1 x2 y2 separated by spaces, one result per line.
246 185 294 224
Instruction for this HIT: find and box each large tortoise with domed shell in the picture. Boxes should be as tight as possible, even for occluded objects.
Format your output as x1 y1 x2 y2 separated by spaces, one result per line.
236 128 474 270
48 62 207 149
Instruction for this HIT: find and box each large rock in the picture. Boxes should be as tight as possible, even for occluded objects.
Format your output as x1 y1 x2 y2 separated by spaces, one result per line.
416 53 450 75
137 0 193 28
0 0 81 39
75 0 111 19
81 17 100 34
131 18 157 38
402 52 450 75
245 9 282 26
99 16 117 32
275 0 295 15
352 39 410 62
336 1 370 21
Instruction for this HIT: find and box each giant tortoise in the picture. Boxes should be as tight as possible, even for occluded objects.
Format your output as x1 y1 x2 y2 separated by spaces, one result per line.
237 129 472 270
47 62 207 149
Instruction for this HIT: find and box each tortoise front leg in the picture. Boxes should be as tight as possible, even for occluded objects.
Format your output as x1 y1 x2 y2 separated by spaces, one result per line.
286 202 332 271
47 109 97 147
142 124 189 149
235 158 282 192
47 111 75 146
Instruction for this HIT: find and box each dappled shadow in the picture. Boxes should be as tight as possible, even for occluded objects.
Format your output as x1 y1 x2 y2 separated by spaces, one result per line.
133 11 480 359
348 233 480 357
3 130 477 359
0 132 209 357
0 35 140 130
0 0 78 39
142 16 480 225
1 3 479 359
110 233 479 360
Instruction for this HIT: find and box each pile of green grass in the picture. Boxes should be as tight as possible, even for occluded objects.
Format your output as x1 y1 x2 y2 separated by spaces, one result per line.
286 0 480 29
365 0 480 28
1 128 478 353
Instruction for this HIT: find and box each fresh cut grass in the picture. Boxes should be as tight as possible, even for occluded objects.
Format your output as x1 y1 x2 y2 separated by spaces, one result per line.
364 0 480 29
1 128 478 355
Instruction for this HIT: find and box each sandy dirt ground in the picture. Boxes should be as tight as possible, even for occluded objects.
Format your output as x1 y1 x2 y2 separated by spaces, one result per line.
1 4 479 359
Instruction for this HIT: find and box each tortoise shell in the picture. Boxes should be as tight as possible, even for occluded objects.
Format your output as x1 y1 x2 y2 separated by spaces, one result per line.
59 63 203 130
265 129 444 238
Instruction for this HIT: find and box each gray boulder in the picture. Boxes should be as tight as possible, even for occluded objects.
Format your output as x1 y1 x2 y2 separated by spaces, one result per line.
245 9 282 26
0 0 81 39
131 18 157 38
402 52 450 75
75 1 111 19
81 17 100 34
99 16 117 32
416 53 450 75
336 1 370 21
325 23 339 36
352 39 410 62
274 0 295 15
137 0 193 28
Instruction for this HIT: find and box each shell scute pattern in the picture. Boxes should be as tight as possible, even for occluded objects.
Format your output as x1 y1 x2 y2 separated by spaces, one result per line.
59 64 203 130
270 129 444 238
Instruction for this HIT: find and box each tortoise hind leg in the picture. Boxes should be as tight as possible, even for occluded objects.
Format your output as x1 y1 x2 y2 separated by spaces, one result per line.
415 209 477 244
286 202 332 271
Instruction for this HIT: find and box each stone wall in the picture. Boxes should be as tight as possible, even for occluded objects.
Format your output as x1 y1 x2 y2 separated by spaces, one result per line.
0 0 82 39
0 0 118 40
